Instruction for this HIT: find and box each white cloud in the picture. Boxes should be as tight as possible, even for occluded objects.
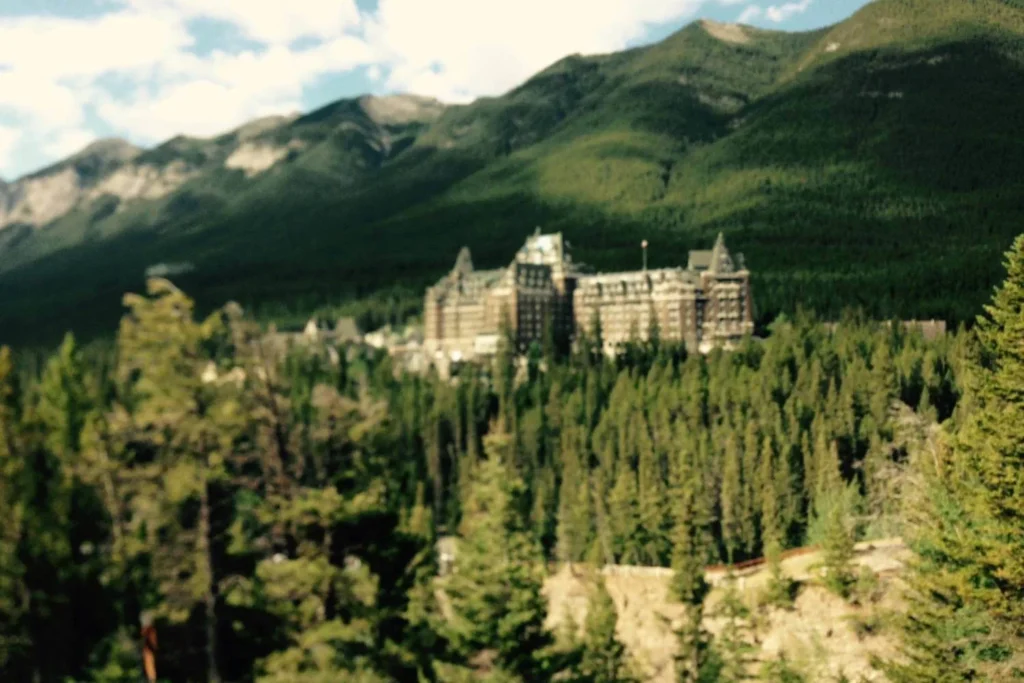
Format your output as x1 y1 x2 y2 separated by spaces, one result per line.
0 0 798 178
127 0 362 45
737 5 762 23
365 0 709 103
0 70 82 128
0 1 376 174
95 36 376 143
765 0 813 23
0 126 19 174
44 129 98 161
0 11 192 81
736 0 812 24
0 8 193 176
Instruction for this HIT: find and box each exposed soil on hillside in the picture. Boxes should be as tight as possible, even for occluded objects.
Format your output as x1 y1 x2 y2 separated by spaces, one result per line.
701 20 751 45
544 539 909 682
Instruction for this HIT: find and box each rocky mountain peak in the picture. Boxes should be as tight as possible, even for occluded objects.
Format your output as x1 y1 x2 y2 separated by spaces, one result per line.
701 19 751 44
232 114 300 141
70 137 141 164
359 94 447 127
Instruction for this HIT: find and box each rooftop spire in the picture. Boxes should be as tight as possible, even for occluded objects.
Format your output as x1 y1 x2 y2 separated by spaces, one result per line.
708 232 734 274
454 246 474 274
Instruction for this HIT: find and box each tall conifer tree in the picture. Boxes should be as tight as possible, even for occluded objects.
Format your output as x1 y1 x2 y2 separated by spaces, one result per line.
670 447 712 683
575 576 634 683
888 235 1024 680
441 426 555 681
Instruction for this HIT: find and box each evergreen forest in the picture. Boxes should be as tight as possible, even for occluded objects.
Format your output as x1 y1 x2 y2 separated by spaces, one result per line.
3 231 1024 681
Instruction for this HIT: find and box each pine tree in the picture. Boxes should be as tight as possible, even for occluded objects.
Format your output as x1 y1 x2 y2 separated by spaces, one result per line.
591 309 604 360
608 463 640 565
811 429 840 500
424 408 446 524
720 432 744 563
556 425 592 563
868 341 898 427
715 574 755 682
17 335 91 683
254 487 389 683
112 278 243 683
886 234 1024 681
589 464 616 567
758 437 793 607
635 417 670 565
740 420 760 556
575 576 634 683
0 347 27 674
442 426 556 681
816 484 857 599
36 333 90 462
532 462 558 555
670 449 712 683
647 302 661 356
403 480 434 540
495 311 517 432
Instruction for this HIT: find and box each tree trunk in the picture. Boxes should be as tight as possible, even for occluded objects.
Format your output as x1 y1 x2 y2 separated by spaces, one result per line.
198 482 221 683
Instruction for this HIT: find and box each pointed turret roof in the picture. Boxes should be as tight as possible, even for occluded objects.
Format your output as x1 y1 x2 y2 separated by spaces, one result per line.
454 246 474 275
708 232 735 274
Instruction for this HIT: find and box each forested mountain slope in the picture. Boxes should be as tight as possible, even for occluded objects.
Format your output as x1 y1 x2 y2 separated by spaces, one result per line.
2 0 1024 345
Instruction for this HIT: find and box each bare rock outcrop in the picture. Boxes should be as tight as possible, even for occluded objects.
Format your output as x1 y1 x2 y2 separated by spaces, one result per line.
224 140 305 177
702 19 751 45
0 96 447 235
360 94 446 127
1 166 82 228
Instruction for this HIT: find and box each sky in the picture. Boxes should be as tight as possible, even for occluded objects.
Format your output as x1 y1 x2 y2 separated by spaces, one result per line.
0 0 872 180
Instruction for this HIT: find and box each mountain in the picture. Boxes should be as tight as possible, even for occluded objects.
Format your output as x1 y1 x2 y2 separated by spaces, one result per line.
2 0 1024 346
0 138 142 230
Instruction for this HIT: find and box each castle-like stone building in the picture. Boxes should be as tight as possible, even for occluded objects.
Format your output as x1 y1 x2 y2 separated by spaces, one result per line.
424 230 753 370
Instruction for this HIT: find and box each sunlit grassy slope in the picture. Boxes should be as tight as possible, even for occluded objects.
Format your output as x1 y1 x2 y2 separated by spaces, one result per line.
2 0 1024 345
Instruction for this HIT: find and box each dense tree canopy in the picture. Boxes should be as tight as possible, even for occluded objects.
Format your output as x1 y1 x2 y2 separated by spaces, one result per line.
0 273 971 682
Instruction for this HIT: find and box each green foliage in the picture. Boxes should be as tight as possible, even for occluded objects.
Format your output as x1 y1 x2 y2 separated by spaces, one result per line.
0 274 970 682
0 280 453 682
850 566 884 607
759 654 807 683
812 483 860 599
670 447 713 683
555 425 592 563
81 629 145 683
440 428 556 681
760 544 797 610
759 436 796 608
0 346 27 672
846 610 885 640
574 577 635 683
886 233 1024 681
713 574 756 682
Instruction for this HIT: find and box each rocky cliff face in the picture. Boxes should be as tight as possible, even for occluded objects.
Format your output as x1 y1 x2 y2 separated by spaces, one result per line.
0 137 144 230
0 178 10 224
0 95 446 234
2 166 91 228
360 94 447 127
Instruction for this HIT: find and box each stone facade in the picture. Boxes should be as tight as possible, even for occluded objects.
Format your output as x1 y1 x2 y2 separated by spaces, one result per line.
424 230 754 369
575 233 754 354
